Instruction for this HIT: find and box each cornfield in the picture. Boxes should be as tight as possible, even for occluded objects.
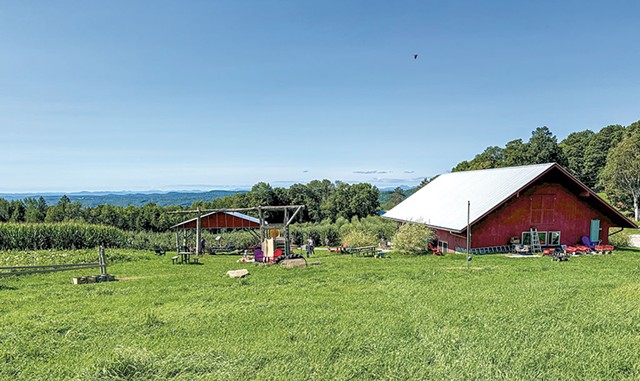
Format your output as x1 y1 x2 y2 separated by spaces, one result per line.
0 223 127 250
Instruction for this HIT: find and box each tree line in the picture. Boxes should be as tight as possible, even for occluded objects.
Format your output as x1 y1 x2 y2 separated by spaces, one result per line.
449 121 640 220
0 180 381 232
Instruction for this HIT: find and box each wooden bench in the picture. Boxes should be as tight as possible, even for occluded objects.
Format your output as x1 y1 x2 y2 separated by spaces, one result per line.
171 255 180 265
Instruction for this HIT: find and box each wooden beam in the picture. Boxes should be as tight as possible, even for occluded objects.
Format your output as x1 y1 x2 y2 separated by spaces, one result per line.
0 264 106 277
0 263 101 271
285 205 304 227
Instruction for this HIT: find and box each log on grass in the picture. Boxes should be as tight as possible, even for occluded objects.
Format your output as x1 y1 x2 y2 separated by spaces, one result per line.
227 269 249 278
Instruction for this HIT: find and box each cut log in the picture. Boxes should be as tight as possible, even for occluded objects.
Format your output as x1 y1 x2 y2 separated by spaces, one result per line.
227 269 249 278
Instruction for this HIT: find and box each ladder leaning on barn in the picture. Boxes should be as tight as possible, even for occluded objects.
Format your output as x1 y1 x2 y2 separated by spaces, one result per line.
530 228 542 253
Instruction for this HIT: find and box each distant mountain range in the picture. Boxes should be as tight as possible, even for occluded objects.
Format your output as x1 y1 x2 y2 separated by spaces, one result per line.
1 184 416 208
0 190 244 208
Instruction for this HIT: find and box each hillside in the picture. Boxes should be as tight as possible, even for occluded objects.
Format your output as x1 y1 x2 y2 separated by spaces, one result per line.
0 190 244 208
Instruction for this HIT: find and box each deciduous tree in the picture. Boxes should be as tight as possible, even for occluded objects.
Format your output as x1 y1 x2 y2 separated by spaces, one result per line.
600 130 640 221
560 130 595 185
583 125 625 189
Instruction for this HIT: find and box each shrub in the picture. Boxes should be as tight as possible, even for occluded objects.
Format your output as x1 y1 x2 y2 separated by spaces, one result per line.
342 229 377 247
609 229 632 248
392 223 435 254
125 230 176 250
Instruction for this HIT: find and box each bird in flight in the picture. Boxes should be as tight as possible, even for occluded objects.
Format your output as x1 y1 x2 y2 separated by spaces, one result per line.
413 54 418 59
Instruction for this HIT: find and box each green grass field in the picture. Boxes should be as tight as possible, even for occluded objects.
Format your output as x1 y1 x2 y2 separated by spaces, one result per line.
2 249 640 380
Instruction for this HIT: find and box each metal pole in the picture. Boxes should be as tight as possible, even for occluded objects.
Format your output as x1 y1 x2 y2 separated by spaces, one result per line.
466 201 471 252
196 207 201 255
466 201 471 268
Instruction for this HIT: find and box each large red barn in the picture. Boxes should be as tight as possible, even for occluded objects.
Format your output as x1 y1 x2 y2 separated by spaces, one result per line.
383 163 636 253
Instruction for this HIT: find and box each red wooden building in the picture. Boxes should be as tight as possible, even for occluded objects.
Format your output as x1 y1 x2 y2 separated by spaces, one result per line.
172 211 261 230
383 163 636 253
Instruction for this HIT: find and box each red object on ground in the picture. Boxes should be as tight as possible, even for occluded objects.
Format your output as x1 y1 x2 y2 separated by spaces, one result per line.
428 243 443 256
575 244 591 253
595 245 614 253
565 246 578 254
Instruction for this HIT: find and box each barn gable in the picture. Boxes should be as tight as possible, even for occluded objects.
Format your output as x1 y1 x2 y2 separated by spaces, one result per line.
172 211 262 230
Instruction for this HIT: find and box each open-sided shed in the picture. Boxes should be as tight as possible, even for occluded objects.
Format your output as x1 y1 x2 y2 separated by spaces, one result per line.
172 211 261 230
383 163 636 253
170 205 305 256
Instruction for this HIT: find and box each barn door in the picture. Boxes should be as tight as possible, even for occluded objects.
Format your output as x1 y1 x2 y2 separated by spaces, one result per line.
590 220 601 242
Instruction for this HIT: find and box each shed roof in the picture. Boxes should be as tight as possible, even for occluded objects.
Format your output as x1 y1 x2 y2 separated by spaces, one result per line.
172 211 263 230
383 163 635 232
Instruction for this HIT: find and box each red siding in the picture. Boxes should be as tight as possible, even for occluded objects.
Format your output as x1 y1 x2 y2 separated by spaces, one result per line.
467 182 614 249
178 212 260 230
433 229 467 253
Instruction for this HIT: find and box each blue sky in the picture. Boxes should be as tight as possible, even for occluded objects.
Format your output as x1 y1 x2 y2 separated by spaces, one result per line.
1 0 639 192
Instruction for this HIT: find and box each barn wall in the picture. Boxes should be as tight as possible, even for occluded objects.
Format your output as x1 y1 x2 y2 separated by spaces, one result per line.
178 213 260 230
433 229 467 253
470 182 614 248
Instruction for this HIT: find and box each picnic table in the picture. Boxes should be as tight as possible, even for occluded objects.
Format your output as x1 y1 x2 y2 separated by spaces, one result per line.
350 246 378 257
172 252 200 264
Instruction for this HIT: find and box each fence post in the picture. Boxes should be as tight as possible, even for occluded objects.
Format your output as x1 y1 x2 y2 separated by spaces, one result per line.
98 246 107 275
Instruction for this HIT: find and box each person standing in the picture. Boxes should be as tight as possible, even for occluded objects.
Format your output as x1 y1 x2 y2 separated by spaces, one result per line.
306 237 313 258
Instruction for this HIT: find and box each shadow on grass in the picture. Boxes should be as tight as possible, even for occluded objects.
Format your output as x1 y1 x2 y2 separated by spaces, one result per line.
0 284 18 291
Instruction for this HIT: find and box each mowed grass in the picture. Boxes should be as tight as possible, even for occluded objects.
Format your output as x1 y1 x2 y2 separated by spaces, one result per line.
1 249 640 380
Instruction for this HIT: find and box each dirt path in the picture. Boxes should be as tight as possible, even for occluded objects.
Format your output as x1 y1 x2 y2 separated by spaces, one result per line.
630 235 640 248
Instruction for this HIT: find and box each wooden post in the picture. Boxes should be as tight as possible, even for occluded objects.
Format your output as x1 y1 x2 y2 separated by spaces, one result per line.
196 207 201 255
284 207 290 257
98 246 107 275
258 206 264 242
183 230 187 252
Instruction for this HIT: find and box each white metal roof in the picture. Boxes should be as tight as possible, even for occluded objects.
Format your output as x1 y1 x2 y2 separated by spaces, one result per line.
226 211 262 224
383 163 555 232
